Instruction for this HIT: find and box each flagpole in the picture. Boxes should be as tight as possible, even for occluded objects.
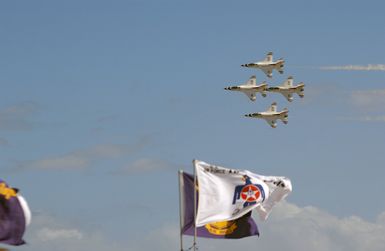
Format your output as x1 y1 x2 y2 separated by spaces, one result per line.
178 170 184 251
193 160 197 251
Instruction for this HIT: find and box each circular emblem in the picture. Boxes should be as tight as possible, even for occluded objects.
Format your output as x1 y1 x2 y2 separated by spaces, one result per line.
240 184 260 202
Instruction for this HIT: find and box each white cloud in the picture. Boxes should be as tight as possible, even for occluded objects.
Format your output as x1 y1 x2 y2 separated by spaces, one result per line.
320 64 385 71
16 203 385 251
260 202 385 251
146 202 385 251
0 102 39 131
21 214 130 251
37 227 83 241
377 211 385 225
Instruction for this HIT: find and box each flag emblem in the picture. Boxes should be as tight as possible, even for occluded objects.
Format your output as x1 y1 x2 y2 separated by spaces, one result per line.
233 175 265 208
240 184 261 203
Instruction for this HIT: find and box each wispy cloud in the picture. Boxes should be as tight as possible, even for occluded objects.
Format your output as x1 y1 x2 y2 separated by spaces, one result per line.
338 89 385 122
320 64 385 71
0 102 39 131
16 141 148 171
351 89 385 108
0 138 10 146
37 227 83 241
26 214 130 251
338 115 385 122
96 115 120 123
31 155 90 170
113 158 176 174
31 144 131 170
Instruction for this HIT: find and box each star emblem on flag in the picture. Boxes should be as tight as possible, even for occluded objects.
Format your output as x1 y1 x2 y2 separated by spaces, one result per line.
240 185 260 202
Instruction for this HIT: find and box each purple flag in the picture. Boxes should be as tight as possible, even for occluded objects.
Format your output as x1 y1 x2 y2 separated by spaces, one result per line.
0 179 29 246
180 172 259 239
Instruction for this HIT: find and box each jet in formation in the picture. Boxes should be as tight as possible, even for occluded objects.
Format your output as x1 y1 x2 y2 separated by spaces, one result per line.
267 76 305 102
244 102 288 128
241 52 284 78
224 75 268 101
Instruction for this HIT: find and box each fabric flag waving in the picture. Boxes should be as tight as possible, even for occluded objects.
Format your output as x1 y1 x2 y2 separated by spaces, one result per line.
179 171 259 238
0 179 31 246
194 160 292 227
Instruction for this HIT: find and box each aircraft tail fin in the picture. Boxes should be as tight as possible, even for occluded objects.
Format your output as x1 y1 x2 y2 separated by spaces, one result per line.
246 75 257 86
297 83 305 98
278 60 284 74
282 76 293 87
268 102 277 112
281 109 289 124
281 108 289 124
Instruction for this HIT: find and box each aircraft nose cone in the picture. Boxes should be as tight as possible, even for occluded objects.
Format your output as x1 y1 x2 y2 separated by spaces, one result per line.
241 64 246 67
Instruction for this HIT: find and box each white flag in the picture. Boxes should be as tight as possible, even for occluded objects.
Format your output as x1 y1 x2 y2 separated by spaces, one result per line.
194 160 292 227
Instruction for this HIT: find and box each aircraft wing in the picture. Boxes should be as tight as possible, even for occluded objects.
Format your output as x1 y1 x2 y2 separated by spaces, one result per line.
262 68 273 78
242 90 256 101
282 92 293 102
265 118 277 128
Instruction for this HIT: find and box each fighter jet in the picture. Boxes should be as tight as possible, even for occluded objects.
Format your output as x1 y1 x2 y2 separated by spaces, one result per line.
244 102 288 128
241 52 285 78
267 76 305 102
224 75 268 101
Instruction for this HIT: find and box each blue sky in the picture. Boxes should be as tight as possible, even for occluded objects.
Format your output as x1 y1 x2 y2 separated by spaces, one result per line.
1 0 385 250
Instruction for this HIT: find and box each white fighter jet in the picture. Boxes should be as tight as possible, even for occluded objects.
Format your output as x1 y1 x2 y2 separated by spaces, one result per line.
241 52 285 78
244 102 288 128
267 76 305 102
224 75 268 101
